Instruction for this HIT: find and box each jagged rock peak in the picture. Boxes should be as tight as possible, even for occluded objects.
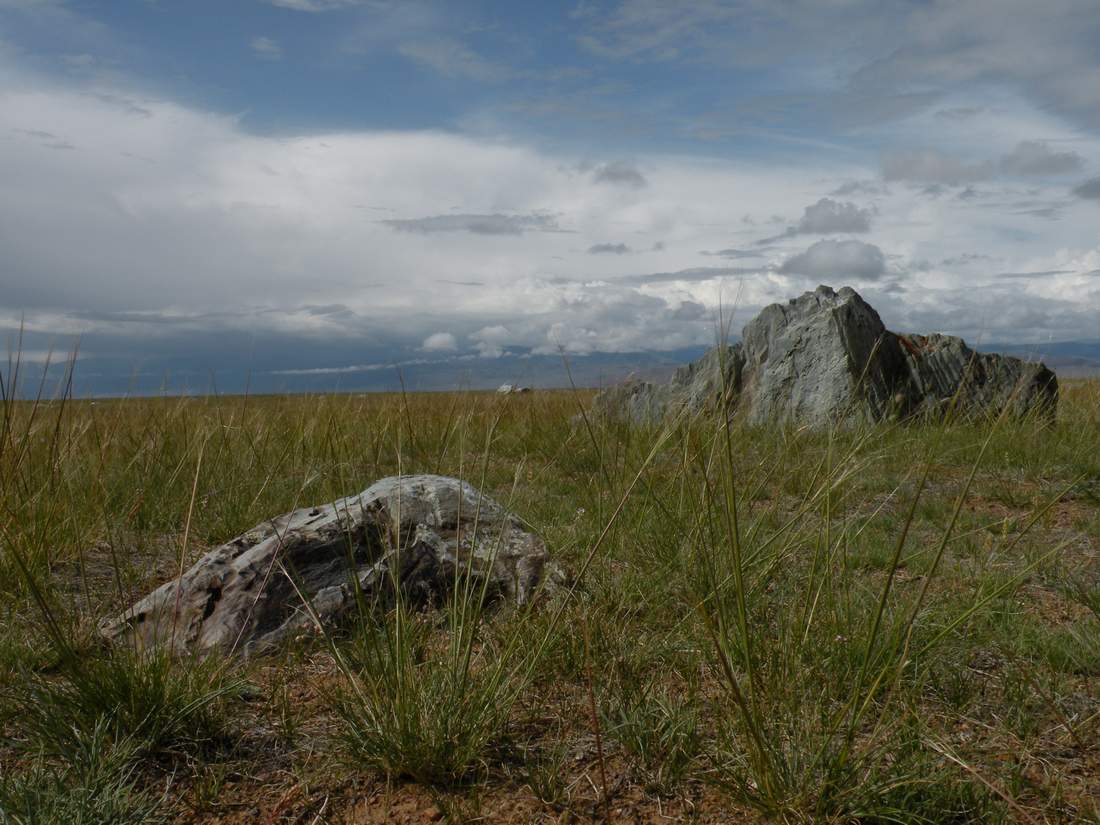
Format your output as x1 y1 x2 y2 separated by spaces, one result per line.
592 285 1057 426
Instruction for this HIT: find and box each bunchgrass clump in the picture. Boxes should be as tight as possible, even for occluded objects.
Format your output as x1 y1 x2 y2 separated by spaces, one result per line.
0 720 162 825
6 646 241 761
331 603 523 786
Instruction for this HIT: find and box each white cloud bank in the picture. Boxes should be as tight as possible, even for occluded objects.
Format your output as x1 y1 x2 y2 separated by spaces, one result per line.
2 55 1100 371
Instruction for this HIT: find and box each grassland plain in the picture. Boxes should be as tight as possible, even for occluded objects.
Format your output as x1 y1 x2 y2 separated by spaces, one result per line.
1 375 1099 824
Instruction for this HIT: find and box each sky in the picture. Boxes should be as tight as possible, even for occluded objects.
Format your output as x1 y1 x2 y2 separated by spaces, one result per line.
1 0 1099 394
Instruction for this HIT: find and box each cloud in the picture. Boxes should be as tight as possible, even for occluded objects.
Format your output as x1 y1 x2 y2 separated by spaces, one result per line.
779 240 887 280
382 213 565 235
829 180 889 197
1073 176 1100 199
458 280 716 357
941 253 994 267
995 269 1075 279
397 39 511 82
469 324 511 358
575 1 739 62
302 303 353 316
935 106 987 121
591 161 646 188
670 300 706 320
793 197 872 234
421 331 457 351
756 197 873 243
13 126 74 150
700 248 766 259
250 36 283 60
3 47 1100 391
999 140 1084 175
267 0 366 10
574 1 1100 135
615 266 762 286
881 149 994 185
271 358 437 376
587 242 631 254
848 0 1100 132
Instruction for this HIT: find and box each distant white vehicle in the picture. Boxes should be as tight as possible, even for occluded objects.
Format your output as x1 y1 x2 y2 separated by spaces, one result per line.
496 384 531 394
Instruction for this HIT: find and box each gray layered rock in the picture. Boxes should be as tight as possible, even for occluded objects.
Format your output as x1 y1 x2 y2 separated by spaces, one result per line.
593 285 1057 426
897 333 1057 420
101 475 554 657
590 345 744 424
738 286 913 426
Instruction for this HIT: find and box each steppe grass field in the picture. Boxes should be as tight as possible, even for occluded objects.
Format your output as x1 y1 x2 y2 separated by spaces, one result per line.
1 365 1099 824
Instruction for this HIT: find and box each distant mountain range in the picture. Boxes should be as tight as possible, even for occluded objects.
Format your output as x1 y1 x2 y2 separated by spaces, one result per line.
991 340 1100 378
9 340 1098 399
48 348 715 398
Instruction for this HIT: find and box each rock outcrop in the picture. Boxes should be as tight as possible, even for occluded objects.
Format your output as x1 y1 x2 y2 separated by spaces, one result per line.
591 345 744 423
101 475 554 657
593 286 1057 426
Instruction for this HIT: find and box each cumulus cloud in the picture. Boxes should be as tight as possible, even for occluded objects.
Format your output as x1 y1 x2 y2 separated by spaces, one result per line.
1073 176 1100 199
779 240 887 280
756 198 873 244
421 332 457 351
793 197 873 234
587 242 631 254
591 161 646 188
382 213 565 235
250 36 283 59
469 325 511 358
999 140 1084 175
881 149 994 185
461 281 714 356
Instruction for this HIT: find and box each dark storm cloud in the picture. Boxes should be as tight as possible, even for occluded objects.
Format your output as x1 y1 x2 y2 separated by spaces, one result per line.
829 180 889 197
303 303 353 316
15 128 59 140
779 239 887 280
935 106 987 121
793 197 872 234
999 141 1085 176
587 242 631 254
756 198 873 245
1072 176 1100 199
591 161 647 188
941 253 994 267
381 213 566 235
881 149 994 185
